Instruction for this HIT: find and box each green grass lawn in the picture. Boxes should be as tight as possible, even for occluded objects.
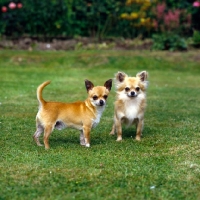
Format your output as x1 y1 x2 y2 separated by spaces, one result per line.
0 50 200 200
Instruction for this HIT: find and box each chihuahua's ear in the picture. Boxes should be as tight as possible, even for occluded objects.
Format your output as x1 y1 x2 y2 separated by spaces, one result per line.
85 79 94 92
136 71 148 81
115 71 127 82
104 79 112 91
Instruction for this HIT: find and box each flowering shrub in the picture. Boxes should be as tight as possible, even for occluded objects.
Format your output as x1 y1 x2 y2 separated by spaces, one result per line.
0 1 24 35
0 0 120 38
1 2 23 12
0 0 199 45
153 2 191 35
119 0 157 37
0 0 70 37
151 1 193 51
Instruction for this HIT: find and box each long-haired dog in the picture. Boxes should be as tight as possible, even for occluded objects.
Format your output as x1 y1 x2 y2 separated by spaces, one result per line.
110 71 148 141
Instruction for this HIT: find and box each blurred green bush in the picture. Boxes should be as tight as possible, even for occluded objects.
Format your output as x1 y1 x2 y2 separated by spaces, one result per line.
0 0 123 38
0 0 199 43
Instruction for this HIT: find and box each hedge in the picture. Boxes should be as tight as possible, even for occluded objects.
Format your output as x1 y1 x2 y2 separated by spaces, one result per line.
0 0 199 39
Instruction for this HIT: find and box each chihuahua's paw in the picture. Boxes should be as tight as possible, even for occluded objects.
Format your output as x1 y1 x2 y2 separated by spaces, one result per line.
110 131 115 135
80 140 86 146
33 136 43 146
135 136 141 141
85 143 90 147
116 136 122 141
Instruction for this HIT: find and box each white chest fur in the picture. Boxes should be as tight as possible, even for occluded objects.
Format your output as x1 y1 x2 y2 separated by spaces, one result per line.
124 100 139 120
92 106 105 128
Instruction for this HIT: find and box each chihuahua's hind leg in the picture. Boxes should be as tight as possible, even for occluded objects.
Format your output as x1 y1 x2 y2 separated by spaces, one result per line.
33 124 44 146
110 124 115 135
43 125 53 149
80 130 86 146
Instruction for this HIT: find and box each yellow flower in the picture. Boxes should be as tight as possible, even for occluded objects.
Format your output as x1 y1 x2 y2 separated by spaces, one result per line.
120 13 129 19
140 17 152 26
140 18 146 25
130 12 139 19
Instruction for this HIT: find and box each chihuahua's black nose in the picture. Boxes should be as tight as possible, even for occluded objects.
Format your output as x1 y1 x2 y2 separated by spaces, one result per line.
131 91 135 96
100 100 104 106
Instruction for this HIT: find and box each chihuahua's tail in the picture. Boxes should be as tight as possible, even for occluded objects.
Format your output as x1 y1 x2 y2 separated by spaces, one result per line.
37 81 51 106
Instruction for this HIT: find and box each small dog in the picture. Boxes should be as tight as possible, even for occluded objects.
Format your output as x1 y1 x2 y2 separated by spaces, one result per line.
33 79 112 149
110 71 148 141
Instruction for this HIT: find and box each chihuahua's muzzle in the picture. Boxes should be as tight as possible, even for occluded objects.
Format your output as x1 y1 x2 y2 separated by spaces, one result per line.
99 100 105 106
129 91 137 97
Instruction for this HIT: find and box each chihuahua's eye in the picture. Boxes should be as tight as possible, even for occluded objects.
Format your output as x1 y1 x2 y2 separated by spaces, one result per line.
135 87 140 92
103 95 108 99
125 87 130 92
93 95 98 100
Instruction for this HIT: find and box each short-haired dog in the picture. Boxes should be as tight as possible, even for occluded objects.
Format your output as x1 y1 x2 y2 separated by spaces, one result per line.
33 79 112 149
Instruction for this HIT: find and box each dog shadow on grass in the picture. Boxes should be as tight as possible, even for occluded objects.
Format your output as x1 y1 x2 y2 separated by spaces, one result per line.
49 131 107 147
50 136 109 147
110 125 153 140
50 134 79 146
47 125 154 148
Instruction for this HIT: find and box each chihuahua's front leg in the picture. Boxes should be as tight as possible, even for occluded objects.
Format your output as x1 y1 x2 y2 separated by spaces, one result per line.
115 119 122 141
83 125 91 147
110 115 117 135
80 130 86 146
136 119 143 141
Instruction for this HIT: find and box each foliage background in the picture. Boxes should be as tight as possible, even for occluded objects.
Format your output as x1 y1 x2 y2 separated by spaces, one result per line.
0 0 199 39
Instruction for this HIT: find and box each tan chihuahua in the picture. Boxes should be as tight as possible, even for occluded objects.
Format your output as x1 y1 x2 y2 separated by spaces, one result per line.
33 79 112 149
110 71 148 141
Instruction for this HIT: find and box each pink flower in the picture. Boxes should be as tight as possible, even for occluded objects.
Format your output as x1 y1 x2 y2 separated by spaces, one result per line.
17 3 23 9
8 2 16 9
1 6 7 12
156 3 166 20
193 1 200 7
164 10 180 31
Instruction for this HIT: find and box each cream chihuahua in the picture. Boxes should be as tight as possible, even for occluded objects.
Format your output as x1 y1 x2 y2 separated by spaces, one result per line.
33 79 112 149
110 71 148 141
